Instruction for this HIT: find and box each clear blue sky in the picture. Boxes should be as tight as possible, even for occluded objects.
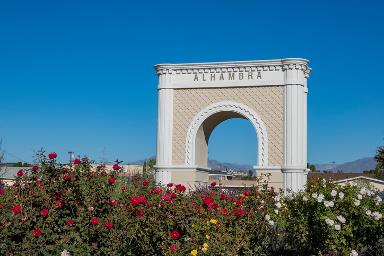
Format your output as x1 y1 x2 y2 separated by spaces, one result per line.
1 0 383 165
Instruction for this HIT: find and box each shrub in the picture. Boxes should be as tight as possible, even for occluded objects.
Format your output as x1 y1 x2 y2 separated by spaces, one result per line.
0 153 383 255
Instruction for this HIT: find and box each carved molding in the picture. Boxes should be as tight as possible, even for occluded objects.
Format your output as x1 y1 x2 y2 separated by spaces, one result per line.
155 58 311 77
185 101 268 167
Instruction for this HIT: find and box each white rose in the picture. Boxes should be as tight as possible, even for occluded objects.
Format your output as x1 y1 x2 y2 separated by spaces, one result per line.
350 249 358 256
61 250 71 256
312 193 318 199
265 214 271 221
303 196 308 202
336 215 346 224
317 194 325 203
334 224 341 231
357 194 363 200
354 199 361 206
339 192 345 200
331 190 337 197
268 220 274 226
366 210 372 216
360 188 366 195
274 209 279 214
372 211 382 220
325 218 334 226
374 196 382 205
275 202 282 209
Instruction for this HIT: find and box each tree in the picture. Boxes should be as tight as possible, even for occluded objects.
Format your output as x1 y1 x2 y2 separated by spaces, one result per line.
307 163 319 172
143 158 156 179
373 146 384 180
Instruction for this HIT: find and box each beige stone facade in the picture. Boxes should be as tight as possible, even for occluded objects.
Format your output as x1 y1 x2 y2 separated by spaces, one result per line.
172 86 284 167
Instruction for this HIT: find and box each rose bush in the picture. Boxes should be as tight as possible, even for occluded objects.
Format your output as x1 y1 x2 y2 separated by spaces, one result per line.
0 152 383 255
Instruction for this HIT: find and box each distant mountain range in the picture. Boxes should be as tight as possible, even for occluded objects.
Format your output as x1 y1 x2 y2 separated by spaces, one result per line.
129 157 252 172
129 156 377 173
207 159 253 171
315 157 377 173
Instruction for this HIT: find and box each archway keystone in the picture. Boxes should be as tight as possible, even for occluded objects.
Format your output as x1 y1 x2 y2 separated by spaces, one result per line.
154 58 311 193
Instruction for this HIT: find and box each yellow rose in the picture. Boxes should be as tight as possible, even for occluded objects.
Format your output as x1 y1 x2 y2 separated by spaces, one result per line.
203 243 209 248
205 234 210 240
191 249 198 256
209 219 218 225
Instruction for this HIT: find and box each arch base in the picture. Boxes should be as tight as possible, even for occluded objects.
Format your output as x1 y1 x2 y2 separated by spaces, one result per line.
155 165 209 190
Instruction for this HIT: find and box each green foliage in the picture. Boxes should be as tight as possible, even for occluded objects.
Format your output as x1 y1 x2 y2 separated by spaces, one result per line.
307 162 319 172
0 154 383 255
374 146 384 180
143 158 156 179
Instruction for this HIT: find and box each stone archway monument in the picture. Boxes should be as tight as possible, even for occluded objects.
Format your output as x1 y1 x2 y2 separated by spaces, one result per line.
154 58 311 193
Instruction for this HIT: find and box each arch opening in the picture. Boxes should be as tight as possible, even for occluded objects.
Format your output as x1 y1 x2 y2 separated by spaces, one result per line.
197 115 258 174
185 101 268 168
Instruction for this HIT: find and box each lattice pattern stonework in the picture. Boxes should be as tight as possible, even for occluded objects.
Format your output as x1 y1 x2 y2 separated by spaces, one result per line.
172 86 284 166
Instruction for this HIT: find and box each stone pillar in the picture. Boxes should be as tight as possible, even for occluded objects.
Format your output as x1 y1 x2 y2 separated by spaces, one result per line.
155 72 173 185
282 59 310 193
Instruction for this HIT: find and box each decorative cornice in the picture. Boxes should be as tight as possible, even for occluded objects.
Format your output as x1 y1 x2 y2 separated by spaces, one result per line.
155 58 311 78
185 101 268 167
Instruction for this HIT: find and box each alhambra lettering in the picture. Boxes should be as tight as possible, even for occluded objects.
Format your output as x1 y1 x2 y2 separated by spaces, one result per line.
193 71 262 82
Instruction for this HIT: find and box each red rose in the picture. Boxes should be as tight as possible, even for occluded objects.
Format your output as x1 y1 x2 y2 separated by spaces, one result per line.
0 188 5 195
32 165 39 172
162 194 172 201
233 208 246 216
66 219 74 226
48 152 57 159
220 208 229 216
130 196 147 207
153 188 163 194
32 228 42 237
121 186 127 191
207 202 219 210
210 181 217 187
167 182 174 187
170 230 180 240
108 177 116 184
55 201 64 208
119 203 125 209
112 164 121 171
170 245 178 251
73 159 81 164
40 209 49 217
105 220 113 229
143 180 149 187
203 196 214 206
12 204 22 215
110 199 117 206
135 209 145 218
90 217 99 225
17 169 24 177
243 191 251 197
63 175 71 181
236 200 243 206
170 193 177 199
175 184 186 192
